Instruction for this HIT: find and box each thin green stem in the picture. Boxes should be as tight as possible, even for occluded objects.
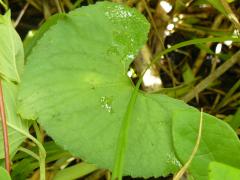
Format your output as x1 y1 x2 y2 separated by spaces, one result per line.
72 0 83 9
33 121 43 143
112 79 142 180
7 122 46 180
33 122 46 180
0 80 10 172
18 147 40 161
150 36 239 73
0 0 7 11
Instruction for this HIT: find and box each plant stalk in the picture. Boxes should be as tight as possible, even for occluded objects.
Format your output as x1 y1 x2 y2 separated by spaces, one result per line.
33 122 46 180
182 50 240 102
0 80 11 172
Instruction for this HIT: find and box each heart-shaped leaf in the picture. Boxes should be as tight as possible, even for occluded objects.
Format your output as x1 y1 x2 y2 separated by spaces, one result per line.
17 2 189 177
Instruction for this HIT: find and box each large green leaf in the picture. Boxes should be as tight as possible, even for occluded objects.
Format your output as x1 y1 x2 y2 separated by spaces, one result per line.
209 161 240 180
0 11 24 83
17 2 188 177
172 109 240 180
0 11 29 159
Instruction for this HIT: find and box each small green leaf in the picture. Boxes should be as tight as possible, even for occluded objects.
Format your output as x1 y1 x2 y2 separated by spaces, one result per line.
209 162 240 180
0 11 24 83
0 167 11 180
172 109 240 180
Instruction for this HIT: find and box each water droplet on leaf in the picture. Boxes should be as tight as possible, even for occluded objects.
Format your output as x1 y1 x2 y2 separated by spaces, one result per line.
100 96 113 113
166 153 182 168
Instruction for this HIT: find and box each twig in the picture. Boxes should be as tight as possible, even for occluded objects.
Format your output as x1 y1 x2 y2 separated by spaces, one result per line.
33 122 46 180
54 0 64 13
0 80 11 172
14 2 29 28
220 0 240 31
182 51 240 102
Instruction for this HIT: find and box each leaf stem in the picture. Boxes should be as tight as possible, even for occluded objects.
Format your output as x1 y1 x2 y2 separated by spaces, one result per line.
18 147 40 161
7 122 46 180
112 79 142 180
0 80 11 173
33 122 46 180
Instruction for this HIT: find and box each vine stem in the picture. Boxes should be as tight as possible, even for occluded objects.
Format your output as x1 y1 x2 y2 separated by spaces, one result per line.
0 80 11 172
